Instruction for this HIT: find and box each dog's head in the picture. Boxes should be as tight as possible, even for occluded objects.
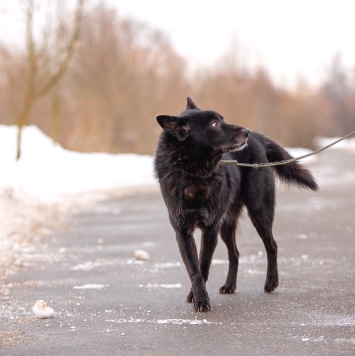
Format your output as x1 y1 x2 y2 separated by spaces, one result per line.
156 97 249 154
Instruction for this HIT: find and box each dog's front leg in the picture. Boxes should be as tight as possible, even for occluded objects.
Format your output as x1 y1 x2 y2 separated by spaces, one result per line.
175 231 211 312
186 227 218 306
199 226 219 282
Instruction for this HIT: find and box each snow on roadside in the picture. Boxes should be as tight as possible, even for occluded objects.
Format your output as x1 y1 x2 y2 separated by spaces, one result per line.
316 135 355 151
0 125 157 281
0 125 157 200
0 190 64 280
285 147 316 164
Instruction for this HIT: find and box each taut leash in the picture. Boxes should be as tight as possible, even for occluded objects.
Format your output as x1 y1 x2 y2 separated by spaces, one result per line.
221 130 355 168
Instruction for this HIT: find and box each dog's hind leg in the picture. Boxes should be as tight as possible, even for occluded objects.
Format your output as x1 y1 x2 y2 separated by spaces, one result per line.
247 204 279 293
219 206 243 294
175 231 211 312
243 169 279 292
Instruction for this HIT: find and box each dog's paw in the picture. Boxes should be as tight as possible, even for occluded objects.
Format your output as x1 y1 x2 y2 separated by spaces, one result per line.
264 274 278 293
193 300 211 312
219 283 236 294
186 289 194 303
187 287 211 311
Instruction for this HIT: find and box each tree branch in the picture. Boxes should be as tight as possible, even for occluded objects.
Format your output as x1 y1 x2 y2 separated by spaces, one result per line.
34 0 84 99
17 0 37 127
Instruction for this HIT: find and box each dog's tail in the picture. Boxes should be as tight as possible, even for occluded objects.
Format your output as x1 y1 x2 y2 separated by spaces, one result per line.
258 134 319 191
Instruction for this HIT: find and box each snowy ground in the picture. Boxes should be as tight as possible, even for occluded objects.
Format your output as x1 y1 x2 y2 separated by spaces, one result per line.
0 125 157 280
0 125 354 280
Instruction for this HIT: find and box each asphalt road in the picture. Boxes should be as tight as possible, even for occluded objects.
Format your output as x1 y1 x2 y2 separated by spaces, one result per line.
1 149 355 355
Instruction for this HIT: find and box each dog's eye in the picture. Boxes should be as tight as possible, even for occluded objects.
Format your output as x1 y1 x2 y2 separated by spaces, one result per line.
212 120 219 128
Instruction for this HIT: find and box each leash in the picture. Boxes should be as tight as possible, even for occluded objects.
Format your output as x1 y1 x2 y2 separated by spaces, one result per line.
220 130 355 168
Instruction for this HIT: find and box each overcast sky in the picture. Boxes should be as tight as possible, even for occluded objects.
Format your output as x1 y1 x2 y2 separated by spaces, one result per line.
1 0 355 88
108 0 355 88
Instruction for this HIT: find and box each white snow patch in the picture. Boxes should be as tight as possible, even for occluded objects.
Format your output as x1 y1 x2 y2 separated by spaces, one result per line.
134 250 150 261
159 283 182 288
105 318 213 325
315 136 355 151
138 283 182 289
125 259 146 265
32 300 54 319
71 261 102 271
0 125 157 199
73 284 109 290
286 147 317 163
211 259 228 265
156 318 211 325
154 262 182 268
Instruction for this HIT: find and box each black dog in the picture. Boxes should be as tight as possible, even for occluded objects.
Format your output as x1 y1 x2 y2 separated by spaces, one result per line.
154 98 318 312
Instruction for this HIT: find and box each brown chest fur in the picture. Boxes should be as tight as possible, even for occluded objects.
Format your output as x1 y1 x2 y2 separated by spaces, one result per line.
183 183 212 201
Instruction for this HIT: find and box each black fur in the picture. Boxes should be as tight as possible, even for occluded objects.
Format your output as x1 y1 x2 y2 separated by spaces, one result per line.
154 98 318 312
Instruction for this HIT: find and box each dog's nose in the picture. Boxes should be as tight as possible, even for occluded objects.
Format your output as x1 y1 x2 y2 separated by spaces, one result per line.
242 128 250 137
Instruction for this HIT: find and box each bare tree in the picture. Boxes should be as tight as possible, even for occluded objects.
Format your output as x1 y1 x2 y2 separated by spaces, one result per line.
322 53 355 136
15 0 84 160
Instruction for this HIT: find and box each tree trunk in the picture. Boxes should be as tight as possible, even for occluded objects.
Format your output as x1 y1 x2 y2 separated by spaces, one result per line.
16 124 23 161
14 0 84 160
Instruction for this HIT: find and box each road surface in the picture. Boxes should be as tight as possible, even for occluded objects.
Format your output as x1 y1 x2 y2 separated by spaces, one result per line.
1 149 355 355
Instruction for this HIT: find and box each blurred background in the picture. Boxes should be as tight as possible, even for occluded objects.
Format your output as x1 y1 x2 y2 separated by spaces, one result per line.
0 0 354 158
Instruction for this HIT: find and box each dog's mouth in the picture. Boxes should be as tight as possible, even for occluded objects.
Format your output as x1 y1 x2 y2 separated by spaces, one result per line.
223 139 248 153
228 128 250 152
231 140 248 152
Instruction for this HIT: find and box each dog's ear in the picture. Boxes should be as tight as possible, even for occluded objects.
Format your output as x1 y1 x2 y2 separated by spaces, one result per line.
186 97 199 110
156 115 189 141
